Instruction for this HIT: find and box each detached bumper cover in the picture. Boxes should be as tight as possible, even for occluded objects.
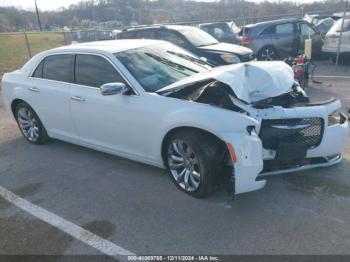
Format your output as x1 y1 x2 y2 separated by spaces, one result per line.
221 132 265 194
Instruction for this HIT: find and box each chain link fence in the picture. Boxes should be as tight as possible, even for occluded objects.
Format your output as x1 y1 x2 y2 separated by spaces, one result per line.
0 31 69 79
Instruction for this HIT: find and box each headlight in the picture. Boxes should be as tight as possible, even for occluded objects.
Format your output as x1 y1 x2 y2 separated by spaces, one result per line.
220 54 240 64
328 112 347 126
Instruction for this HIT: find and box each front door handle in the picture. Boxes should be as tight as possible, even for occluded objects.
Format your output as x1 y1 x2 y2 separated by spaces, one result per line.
28 87 40 92
71 96 86 102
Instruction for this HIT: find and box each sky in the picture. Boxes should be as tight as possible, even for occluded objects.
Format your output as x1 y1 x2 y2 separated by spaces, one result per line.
0 0 326 11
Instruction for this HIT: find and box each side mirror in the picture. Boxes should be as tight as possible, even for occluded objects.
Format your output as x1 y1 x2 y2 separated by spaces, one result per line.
199 57 208 63
100 82 127 96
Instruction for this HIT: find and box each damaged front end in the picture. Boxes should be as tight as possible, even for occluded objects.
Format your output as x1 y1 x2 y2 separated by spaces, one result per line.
158 61 349 194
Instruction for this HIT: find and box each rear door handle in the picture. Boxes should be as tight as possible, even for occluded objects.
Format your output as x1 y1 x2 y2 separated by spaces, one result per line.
71 96 86 102
28 87 40 92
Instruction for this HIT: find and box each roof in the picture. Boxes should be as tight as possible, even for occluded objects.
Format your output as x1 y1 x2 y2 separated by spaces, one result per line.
244 18 301 28
199 22 229 26
52 39 164 54
122 24 198 32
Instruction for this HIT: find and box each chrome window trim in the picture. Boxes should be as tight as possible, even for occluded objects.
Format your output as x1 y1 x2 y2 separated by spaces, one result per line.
28 51 140 96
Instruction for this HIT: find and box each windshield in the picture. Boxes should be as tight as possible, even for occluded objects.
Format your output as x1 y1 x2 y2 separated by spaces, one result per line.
115 43 211 92
329 18 350 33
178 27 219 47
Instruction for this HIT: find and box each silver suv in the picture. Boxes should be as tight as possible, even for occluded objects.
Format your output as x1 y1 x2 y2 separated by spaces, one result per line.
239 19 324 60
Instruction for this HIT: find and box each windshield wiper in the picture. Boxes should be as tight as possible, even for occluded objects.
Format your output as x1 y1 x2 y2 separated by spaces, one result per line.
167 51 212 68
145 52 197 76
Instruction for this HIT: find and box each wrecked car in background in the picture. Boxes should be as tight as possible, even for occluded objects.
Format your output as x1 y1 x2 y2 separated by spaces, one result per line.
1 40 349 198
322 17 350 62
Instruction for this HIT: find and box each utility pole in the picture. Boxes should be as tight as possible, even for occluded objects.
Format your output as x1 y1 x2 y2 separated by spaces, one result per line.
34 0 42 31
336 0 349 67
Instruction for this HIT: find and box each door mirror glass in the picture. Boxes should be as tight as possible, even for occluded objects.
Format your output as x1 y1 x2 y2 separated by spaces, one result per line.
100 83 127 96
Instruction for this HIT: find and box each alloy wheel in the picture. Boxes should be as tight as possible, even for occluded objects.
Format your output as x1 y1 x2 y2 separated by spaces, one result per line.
168 139 201 192
17 107 40 142
261 48 276 61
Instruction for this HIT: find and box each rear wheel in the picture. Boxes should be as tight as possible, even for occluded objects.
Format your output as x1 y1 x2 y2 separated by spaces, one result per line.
165 131 224 198
15 102 49 144
258 46 278 61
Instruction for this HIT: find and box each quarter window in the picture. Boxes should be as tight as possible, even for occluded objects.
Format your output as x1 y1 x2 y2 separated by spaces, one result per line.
42 54 73 82
74 54 125 88
32 60 44 78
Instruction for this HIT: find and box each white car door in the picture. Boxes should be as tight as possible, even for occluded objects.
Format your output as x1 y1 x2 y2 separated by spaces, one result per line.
28 54 78 142
69 53 148 159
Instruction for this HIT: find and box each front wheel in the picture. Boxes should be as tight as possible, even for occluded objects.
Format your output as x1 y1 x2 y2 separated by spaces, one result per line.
15 102 49 144
165 131 224 198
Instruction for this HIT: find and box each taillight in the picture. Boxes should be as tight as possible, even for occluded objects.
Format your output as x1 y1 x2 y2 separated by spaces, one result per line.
241 37 254 44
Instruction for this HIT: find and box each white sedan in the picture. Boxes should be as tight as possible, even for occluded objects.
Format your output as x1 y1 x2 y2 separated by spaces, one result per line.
1 40 349 198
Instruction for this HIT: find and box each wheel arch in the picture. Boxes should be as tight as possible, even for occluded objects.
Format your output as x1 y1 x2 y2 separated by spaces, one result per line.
161 126 227 167
11 98 28 118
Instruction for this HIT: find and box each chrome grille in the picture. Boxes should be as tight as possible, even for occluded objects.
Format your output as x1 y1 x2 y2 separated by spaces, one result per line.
259 118 324 150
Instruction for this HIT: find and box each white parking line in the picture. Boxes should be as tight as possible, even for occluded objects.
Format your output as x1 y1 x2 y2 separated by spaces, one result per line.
0 185 135 260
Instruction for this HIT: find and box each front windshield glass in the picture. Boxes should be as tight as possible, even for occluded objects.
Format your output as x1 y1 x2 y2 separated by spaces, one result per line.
178 27 219 47
115 43 211 92
329 18 350 33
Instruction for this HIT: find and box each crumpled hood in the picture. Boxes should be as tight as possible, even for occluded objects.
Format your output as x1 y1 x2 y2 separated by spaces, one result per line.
158 61 295 104
198 42 253 55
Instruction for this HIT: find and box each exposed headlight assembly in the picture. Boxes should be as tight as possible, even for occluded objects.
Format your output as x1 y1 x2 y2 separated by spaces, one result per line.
328 111 347 126
220 54 240 64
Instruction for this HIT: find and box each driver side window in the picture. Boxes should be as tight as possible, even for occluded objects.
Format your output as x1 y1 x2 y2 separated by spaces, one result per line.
300 23 316 37
74 54 126 88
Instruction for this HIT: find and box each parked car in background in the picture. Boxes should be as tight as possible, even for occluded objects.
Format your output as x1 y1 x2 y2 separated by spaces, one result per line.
239 19 324 60
111 29 122 39
316 17 335 35
117 25 255 65
2 40 348 198
198 22 239 44
322 17 350 62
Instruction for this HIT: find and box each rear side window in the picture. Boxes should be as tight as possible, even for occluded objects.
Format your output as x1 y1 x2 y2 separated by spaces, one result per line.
136 30 157 39
276 23 294 34
261 23 294 35
118 31 137 39
261 25 275 35
42 54 73 82
74 54 125 88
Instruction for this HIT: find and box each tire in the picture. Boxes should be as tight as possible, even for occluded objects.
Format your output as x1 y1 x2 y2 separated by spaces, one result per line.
258 46 278 61
165 130 224 198
15 102 49 144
